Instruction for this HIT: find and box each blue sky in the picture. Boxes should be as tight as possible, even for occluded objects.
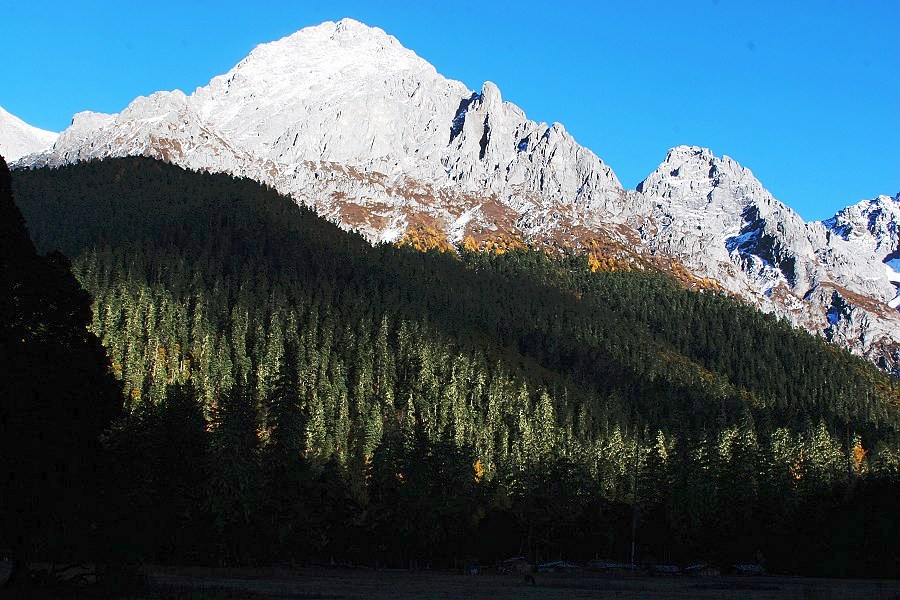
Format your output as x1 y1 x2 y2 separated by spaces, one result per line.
1 0 897 220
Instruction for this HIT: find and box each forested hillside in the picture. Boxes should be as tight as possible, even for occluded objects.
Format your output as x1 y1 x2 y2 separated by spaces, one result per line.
11 158 900 576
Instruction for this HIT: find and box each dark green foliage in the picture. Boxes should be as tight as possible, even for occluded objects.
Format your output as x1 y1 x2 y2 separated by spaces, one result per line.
103 383 209 563
11 157 900 575
207 382 263 563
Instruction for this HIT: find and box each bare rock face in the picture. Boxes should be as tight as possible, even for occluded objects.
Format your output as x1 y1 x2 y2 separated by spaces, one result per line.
823 194 900 278
11 19 900 373
634 147 900 373
22 20 624 245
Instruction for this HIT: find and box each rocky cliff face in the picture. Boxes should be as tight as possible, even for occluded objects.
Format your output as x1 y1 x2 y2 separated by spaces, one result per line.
633 147 900 373
12 18 900 373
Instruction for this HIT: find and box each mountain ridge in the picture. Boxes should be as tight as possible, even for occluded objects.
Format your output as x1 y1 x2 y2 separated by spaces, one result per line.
0 104 58 162
8 18 899 373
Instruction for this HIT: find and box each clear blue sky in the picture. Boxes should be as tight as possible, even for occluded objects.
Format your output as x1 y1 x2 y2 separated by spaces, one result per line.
1 0 897 220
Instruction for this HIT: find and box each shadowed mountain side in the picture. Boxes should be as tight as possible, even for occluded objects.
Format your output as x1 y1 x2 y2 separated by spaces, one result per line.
10 157 900 575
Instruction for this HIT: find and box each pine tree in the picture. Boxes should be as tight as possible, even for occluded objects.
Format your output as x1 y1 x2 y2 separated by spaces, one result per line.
206 383 261 562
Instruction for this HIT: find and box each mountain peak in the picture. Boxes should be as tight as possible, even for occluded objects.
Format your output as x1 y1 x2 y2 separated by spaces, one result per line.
190 18 453 151
275 18 403 53
226 18 430 83
637 145 755 199
666 145 713 162
823 192 900 251
13 19 900 374
333 17 386 34
0 105 57 162
659 145 747 177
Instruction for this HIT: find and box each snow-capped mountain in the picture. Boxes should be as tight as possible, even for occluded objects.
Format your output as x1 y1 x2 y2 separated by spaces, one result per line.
0 105 57 162
12 18 900 373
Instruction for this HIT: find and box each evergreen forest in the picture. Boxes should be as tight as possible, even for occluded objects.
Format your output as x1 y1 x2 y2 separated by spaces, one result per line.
4 157 899 578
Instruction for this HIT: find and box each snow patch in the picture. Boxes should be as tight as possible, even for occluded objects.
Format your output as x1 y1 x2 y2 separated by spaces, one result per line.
449 206 480 243
885 258 900 283
0 105 58 161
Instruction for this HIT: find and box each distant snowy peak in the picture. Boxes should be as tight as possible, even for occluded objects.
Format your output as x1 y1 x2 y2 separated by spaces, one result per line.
634 146 899 372
821 193 900 312
216 18 437 90
0 105 57 162
638 145 794 218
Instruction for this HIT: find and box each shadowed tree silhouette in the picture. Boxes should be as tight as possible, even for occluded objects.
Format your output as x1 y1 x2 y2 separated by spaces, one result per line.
0 155 122 587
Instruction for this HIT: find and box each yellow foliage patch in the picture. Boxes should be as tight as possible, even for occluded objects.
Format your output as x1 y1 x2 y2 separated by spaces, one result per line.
668 262 724 292
397 224 455 253
460 234 526 255
482 235 526 255
851 441 868 473
582 238 634 273
473 459 485 483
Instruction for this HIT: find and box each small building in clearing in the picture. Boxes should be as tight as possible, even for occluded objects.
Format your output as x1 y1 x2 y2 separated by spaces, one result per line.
588 559 640 576
733 563 764 576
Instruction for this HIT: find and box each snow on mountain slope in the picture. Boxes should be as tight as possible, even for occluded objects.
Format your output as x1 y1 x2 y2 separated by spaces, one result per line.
194 19 466 172
14 18 900 373
0 105 57 162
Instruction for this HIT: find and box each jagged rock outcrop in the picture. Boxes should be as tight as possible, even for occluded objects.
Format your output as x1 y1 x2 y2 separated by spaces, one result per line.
633 146 900 372
21 20 624 246
11 18 899 373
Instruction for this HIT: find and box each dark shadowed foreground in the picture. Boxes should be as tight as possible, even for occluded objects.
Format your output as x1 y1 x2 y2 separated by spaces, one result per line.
134 565 900 600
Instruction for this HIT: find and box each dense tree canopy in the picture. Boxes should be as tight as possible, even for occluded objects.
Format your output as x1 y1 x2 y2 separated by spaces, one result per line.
10 157 900 576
